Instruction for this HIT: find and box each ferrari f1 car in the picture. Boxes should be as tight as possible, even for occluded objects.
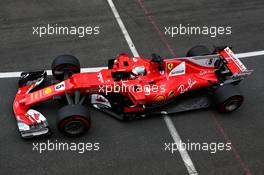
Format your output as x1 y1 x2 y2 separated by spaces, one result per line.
13 46 252 138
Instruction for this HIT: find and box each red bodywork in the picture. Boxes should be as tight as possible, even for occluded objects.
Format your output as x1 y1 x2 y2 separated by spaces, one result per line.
13 47 249 128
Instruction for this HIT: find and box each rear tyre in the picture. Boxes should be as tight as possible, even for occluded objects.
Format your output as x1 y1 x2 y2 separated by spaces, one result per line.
186 45 210 57
213 84 244 113
52 55 80 81
57 104 91 137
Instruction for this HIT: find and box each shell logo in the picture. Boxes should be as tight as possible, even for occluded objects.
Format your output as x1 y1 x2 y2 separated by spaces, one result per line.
154 95 166 103
44 87 53 94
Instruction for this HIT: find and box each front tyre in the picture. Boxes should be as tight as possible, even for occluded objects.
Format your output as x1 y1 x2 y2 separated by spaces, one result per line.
52 55 80 81
57 104 91 137
213 84 244 113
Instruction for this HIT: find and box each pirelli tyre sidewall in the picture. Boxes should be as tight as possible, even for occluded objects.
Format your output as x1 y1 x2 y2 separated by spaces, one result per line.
213 84 244 113
57 104 91 137
186 45 210 57
52 55 80 81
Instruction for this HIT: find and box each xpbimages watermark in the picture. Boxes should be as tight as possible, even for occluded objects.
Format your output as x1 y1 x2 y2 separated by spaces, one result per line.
32 24 100 37
32 140 100 154
97 80 165 95
164 24 232 38
164 140 232 154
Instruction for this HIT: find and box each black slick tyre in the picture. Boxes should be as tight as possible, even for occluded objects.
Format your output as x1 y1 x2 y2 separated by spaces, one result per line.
213 84 244 113
57 104 91 137
186 45 210 57
52 55 80 81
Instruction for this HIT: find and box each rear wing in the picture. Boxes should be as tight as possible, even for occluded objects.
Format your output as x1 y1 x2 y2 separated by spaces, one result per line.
218 47 253 81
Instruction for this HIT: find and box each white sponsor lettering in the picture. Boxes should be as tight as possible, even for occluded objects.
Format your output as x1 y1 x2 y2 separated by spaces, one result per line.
225 47 247 72
178 78 197 94
169 62 186 77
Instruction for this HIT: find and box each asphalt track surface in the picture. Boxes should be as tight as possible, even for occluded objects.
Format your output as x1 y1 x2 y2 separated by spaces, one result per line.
0 0 264 174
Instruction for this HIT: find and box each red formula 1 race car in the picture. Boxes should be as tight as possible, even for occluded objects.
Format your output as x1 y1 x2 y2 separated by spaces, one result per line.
13 46 252 138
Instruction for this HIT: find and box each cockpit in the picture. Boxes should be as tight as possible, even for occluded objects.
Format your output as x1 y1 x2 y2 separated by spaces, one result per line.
108 53 164 81
132 66 146 76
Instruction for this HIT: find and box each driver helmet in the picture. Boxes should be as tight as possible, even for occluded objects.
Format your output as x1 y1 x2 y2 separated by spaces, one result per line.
132 66 146 76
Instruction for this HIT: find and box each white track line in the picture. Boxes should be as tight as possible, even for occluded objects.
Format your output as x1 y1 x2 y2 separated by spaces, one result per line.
0 72 21 78
106 0 198 174
0 50 263 79
236 50 264 59
0 67 107 78
107 0 139 57
164 115 198 174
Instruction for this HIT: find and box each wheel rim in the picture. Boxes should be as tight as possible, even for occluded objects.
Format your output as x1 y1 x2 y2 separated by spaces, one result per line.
64 119 85 135
225 99 241 112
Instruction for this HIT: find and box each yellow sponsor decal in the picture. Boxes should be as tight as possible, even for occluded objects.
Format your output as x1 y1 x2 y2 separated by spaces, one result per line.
154 95 166 103
44 87 53 94
167 63 173 70
168 90 175 98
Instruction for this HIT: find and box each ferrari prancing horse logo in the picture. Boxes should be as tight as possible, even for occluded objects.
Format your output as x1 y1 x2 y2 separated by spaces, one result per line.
167 63 173 70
